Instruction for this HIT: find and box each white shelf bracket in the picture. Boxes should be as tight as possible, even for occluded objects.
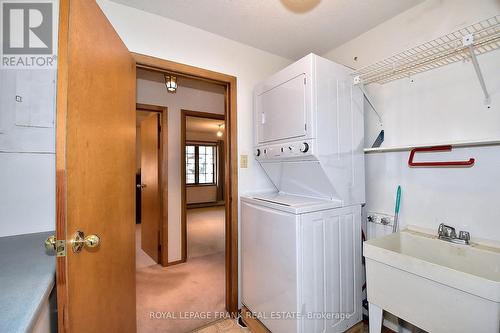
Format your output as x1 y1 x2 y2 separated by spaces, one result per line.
354 76 383 126
463 34 491 106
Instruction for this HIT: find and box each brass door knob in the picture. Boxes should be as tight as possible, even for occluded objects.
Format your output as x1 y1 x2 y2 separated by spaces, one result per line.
45 235 56 252
44 235 65 256
71 230 101 253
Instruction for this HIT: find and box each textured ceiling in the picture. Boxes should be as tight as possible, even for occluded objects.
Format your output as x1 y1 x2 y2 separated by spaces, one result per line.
110 0 423 60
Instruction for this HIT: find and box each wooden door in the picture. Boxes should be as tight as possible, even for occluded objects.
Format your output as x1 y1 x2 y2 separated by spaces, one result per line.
140 113 160 262
56 1 136 332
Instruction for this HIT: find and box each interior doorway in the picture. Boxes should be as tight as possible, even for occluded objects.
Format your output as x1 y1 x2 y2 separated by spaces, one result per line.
132 54 238 317
52 3 238 331
181 111 226 262
133 57 238 332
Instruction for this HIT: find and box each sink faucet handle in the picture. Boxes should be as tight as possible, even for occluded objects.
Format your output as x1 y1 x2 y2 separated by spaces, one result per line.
438 223 445 234
438 223 456 238
459 231 470 242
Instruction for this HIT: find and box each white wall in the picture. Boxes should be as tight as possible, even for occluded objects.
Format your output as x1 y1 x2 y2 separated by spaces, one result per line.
0 70 56 237
98 0 292 263
186 130 223 142
137 70 226 261
186 186 218 204
0 152 55 236
323 1 500 330
323 0 500 243
0 1 59 237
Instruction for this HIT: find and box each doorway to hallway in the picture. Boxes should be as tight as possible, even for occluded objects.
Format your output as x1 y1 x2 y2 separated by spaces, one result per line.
134 64 234 332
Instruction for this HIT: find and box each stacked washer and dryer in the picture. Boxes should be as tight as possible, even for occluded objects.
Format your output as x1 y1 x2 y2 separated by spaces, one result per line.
241 54 365 333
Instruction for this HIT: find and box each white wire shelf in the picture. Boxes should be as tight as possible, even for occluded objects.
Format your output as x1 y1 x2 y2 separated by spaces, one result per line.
353 15 500 85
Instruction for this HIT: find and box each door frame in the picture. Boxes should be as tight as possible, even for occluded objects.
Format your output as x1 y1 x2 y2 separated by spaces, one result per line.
136 103 169 266
181 110 225 258
132 53 239 315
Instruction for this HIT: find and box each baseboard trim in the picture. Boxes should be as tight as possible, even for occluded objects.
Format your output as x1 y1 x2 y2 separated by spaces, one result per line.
165 259 186 267
240 306 365 333
187 201 225 209
240 307 271 333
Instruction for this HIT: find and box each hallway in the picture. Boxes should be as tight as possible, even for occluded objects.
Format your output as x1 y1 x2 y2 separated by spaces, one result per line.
136 207 226 333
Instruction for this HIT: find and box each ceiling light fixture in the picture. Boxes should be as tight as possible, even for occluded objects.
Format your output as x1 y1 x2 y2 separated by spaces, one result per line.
164 74 177 93
280 0 320 13
217 124 223 137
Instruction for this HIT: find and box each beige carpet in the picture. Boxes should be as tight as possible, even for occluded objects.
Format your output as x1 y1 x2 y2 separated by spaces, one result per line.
194 319 249 333
136 207 226 333
136 224 157 269
187 207 225 259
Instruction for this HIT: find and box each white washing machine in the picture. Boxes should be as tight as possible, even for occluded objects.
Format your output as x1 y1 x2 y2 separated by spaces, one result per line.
241 193 362 333
242 54 365 333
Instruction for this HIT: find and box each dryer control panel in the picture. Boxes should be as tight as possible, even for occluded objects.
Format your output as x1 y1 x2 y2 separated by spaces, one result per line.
255 139 314 161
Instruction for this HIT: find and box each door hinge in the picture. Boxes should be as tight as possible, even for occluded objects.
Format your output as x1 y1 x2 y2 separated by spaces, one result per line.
55 239 66 257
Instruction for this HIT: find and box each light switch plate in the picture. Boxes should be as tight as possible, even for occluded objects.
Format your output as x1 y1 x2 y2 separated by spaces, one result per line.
240 155 248 168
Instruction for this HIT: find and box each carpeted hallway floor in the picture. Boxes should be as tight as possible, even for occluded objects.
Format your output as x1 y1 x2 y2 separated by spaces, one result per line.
187 206 226 259
136 207 226 333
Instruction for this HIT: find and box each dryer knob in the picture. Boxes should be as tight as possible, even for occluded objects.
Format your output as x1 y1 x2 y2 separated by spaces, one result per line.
300 142 309 153
255 149 261 157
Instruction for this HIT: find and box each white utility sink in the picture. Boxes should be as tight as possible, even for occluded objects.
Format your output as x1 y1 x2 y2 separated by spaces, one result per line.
364 229 500 333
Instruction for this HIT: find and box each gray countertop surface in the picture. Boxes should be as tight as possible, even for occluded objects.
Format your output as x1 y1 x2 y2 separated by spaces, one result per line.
0 231 56 333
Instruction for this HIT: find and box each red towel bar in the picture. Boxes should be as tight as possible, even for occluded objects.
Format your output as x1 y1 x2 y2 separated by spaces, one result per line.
408 145 475 167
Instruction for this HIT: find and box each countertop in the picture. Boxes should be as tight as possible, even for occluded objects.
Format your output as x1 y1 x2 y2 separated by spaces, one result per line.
0 231 56 333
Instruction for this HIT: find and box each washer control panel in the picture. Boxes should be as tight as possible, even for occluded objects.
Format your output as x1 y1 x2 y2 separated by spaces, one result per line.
255 140 314 160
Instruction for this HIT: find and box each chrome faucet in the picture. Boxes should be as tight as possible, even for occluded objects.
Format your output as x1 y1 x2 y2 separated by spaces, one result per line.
438 223 470 245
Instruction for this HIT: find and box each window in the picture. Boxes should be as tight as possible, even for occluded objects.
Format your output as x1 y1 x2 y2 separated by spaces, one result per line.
186 145 196 184
185 144 216 185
